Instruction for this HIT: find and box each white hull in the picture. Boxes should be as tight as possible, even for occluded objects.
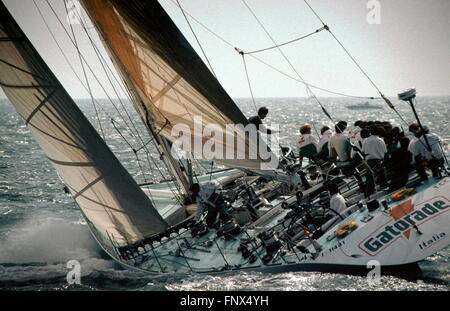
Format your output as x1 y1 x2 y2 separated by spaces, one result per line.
107 177 449 275
309 178 449 267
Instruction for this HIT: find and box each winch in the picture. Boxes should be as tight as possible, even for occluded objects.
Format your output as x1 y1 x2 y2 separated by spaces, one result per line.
216 220 242 240
258 230 283 254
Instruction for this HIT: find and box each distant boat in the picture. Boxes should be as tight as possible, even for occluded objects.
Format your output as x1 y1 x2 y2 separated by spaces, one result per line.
346 102 383 110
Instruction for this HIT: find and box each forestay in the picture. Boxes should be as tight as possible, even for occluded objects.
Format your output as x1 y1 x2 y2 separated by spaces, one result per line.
0 2 168 246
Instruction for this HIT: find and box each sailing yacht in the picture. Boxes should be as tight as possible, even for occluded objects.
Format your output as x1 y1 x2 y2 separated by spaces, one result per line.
0 0 448 275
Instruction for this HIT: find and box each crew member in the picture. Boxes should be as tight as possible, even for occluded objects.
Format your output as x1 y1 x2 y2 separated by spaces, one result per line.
190 182 230 228
386 137 413 192
328 182 347 215
405 122 420 149
317 126 332 153
352 127 369 158
296 124 319 164
329 122 350 163
416 126 445 178
248 106 278 134
349 120 363 144
362 125 388 197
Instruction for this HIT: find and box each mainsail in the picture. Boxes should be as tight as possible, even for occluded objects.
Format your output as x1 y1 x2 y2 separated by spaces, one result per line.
81 0 276 172
0 1 168 247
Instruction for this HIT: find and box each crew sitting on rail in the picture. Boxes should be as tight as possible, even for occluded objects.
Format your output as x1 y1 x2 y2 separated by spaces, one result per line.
296 123 319 165
351 127 369 159
415 126 445 178
405 122 420 157
338 120 348 135
189 182 230 228
329 121 350 163
406 122 428 181
349 120 363 144
317 126 332 154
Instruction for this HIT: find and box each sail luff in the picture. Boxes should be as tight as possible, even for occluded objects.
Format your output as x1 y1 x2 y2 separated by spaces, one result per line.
0 0 168 246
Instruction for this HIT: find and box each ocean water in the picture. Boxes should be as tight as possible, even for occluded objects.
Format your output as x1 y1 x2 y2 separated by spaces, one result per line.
0 97 449 291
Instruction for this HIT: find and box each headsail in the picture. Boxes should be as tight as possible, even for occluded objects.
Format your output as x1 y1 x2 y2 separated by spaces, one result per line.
0 1 168 247
81 0 277 172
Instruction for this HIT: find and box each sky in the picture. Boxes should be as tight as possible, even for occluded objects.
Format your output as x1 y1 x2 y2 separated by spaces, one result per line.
1 0 449 100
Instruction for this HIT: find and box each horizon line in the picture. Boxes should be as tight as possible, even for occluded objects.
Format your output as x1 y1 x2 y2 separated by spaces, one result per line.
1 95 450 102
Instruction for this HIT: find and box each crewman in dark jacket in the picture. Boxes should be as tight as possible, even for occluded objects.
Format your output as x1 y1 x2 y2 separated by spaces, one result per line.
248 106 277 134
386 137 413 192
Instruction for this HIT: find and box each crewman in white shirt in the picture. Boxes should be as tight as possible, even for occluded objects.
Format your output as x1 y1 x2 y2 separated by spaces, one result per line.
415 126 445 178
351 127 370 159
329 122 350 163
317 126 332 153
328 182 347 215
405 123 420 163
362 130 387 160
403 123 429 180
362 125 388 197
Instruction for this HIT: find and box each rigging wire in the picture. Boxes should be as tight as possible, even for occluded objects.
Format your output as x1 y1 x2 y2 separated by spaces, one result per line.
26 3 123 228
241 0 334 122
66 1 167 149
39 0 183 201
110 119 160 207
245 55 376 100
302 0 382 95
74 31 185 198
300 0 410 126
175 1 250 184
70 5 184 197
35 0 140 140
63 0 105 140
74 9 141 139
111 118 184 204
166 0 378 101
86 43 168 202
127 11 201 192
48 0 173 155
175 0 217 79
39 1 141 157
76 1 215 193
191 157 221 184
243 26 326 55
133 47 194 194
237 50 258 113
33 1 115 118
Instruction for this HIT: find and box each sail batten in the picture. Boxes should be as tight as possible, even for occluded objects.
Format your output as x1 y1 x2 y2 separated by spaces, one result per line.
0 1 169 248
